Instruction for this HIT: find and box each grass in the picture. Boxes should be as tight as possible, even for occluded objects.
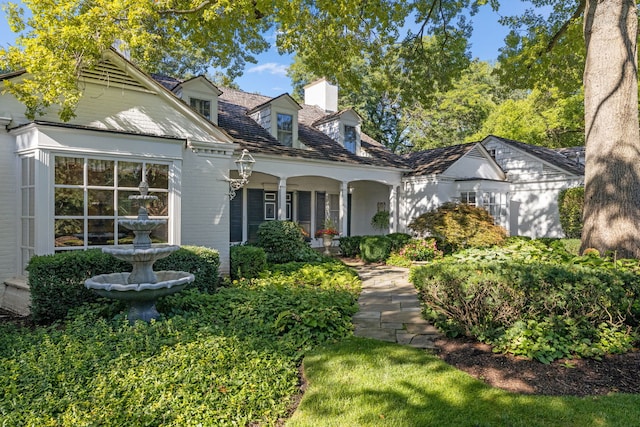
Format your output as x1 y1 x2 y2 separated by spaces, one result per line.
288 337 640 427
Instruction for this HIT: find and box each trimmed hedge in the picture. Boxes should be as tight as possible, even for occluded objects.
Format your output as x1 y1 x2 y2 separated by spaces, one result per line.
410 258 640 363
230 245 267 280
27 246 219 325
338 236 362 258
359 235 392 263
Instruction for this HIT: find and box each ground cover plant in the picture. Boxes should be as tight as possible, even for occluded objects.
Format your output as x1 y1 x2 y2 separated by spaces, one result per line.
0 262 360 426
288 337 640 427
410 239 640 363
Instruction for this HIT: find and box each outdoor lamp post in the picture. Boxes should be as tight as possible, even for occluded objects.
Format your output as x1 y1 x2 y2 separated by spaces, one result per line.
228 149 255 200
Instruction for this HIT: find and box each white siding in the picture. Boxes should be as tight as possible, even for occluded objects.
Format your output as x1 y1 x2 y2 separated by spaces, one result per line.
181 150 231 274
349 181 390 236
0 131 18 282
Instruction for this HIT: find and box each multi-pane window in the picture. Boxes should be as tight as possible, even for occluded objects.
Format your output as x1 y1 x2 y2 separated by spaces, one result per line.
277 113 293 147
483 192 506 223
328 194 340 229
20 157 35 272
54 156 169 250
190 98 211 120
460 191 476 206
344 125 357 153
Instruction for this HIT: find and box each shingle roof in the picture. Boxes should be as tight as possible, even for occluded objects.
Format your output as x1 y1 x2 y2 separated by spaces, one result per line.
402 143 478 176
486 136 584 175
217 87 408 168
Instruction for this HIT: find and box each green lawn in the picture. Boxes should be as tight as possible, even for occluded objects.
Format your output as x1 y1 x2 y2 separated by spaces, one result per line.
288 337 640 427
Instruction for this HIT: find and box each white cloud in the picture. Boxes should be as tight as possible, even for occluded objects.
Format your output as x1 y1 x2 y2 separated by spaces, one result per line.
246 63 289 76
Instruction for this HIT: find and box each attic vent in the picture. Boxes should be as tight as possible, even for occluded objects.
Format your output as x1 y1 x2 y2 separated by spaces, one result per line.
467 146 485 159
80 59 152 93
542 164 559 174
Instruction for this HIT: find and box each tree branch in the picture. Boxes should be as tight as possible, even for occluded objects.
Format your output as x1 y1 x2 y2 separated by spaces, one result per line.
545 0 586 53
158 1 213 15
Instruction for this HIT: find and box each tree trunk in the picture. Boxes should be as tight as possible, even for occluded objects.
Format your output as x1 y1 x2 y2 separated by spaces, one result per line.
581 0 640 258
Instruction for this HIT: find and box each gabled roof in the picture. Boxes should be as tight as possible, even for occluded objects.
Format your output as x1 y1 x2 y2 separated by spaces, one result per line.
177 75 223 96
312 108 362 127
402 143 479 176
483 135 585 175
246 93 301 114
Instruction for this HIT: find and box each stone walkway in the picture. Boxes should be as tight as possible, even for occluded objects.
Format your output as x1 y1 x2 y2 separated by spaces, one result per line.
351 264 440 349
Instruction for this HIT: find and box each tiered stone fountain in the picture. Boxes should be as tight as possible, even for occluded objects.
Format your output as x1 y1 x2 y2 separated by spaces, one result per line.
85 182 194 324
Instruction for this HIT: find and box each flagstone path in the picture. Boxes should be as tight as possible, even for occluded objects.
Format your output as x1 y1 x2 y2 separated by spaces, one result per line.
350 264 440 349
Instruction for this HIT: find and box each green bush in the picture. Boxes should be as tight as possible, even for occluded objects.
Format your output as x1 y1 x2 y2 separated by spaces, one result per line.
387 232 412 253
338 236 362 258
558 187 584 238
409 202 507 252
230 245 267 280
28 246 219 325
155 245 220 293
359 235 392 263
410 256 640 363
256 220 319 263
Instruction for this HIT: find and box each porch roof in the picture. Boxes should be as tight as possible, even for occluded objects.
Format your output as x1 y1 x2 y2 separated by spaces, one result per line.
402 143 477 176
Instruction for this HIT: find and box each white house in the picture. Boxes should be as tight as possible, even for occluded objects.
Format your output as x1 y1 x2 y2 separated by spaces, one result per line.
0 49 584 315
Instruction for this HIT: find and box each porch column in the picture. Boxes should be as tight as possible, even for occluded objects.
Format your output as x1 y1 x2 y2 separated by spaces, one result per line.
278 177 287 220
389 184 399 233
340 181 349 235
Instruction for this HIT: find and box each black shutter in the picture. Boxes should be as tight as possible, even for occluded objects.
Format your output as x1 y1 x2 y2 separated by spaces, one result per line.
315 191 326 234
247 189 264 243
230 189 243 242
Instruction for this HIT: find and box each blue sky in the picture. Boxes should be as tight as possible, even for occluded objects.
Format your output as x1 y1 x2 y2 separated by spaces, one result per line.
0 1 535 96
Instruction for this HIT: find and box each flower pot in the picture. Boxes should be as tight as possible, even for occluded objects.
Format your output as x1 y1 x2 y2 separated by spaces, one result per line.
322 234 334 255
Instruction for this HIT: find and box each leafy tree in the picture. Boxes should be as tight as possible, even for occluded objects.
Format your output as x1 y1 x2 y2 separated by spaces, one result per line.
472 87 584 148
406 60 502 149
289 35 471 153
496 0 640 258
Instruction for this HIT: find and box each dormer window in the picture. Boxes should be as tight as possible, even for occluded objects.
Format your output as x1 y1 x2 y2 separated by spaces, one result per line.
190 98 211 120
344 125 357 153
277 113 293 147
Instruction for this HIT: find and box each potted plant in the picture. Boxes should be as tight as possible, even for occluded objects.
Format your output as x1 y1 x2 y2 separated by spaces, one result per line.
371 210 390 232
315 219 339 255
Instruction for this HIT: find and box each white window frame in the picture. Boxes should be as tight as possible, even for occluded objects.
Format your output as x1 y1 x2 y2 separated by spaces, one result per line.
276 112 294 147
53 155 171 251
190 97 212 120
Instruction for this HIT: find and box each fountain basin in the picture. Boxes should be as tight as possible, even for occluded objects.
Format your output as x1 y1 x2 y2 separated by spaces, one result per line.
103 245 180 284
85 270 195 323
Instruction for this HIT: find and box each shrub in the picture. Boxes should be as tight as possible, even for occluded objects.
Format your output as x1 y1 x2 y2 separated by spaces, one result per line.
256 220 318 264
409 202 507 251
385 252 412 267
410 257 640 363
338 236 362 258
558 187 584 238
155 245 220 293
28 246 219 325
387 232 412 253
359 235 392 263
398 238 443 261
230 245 267 280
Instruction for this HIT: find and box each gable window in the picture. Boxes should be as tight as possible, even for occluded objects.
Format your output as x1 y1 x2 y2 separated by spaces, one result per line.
54 156 169 250
460 191 476 206
277 113 293 147
344 125 357 153
190 98 211 120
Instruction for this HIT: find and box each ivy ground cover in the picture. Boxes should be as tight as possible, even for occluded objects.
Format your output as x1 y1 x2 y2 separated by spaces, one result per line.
0 261 360 426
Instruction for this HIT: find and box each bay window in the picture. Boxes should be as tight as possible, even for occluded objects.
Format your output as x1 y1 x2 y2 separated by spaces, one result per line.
54 156 169 250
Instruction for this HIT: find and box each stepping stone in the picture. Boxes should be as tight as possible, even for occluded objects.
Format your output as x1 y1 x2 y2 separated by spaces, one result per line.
409 335 437 349
352 311 381 320
405 323 440 335
354 328 396 342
